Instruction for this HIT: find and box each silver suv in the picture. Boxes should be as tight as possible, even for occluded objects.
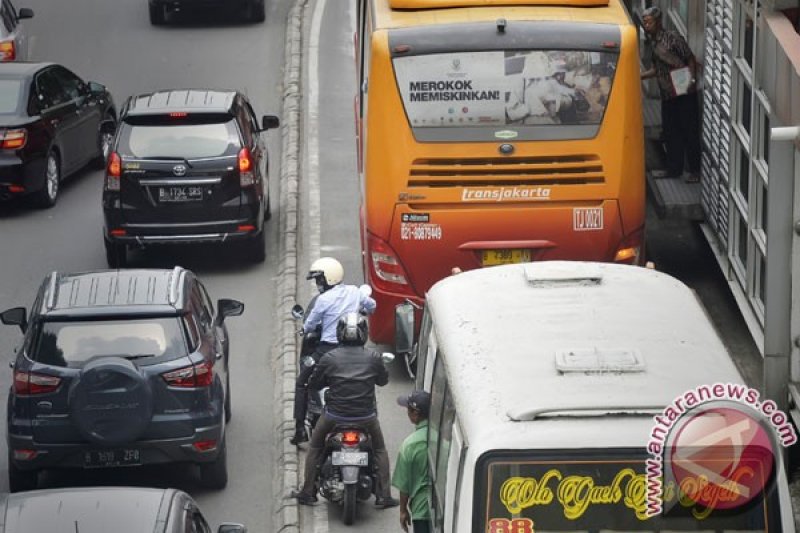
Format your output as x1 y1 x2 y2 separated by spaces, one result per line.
0 0 33 61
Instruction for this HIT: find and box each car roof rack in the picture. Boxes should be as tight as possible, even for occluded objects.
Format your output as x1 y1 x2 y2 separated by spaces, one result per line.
45 271 58 310
168 266 185 306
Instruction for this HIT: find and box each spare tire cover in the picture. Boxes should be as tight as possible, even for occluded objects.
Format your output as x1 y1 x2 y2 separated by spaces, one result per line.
69 357 154 445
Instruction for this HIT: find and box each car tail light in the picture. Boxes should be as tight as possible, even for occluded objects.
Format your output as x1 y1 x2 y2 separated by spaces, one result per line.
614 227 645 265
12 449 38 461
0 128 27 150
0 40 16 61
169 112 188 118
238 148 254 187
162 360 214 388
13 370 62 395
192 440 218 452
367 232 409 288
106 152 121 191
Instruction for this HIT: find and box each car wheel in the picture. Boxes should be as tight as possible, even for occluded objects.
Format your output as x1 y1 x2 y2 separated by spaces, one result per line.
32 150 60 208
149 3 166 24
8 455 38 493
247 231 266 263
247 0 265 22
105 239 128 269
198 436 228 489
224 372 232 423
93 115 117 169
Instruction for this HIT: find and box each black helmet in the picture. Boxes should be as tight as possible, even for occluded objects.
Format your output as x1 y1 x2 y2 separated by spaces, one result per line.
336 312 368 345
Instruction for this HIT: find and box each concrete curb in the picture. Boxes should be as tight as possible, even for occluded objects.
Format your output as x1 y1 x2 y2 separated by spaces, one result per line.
275 0 308 531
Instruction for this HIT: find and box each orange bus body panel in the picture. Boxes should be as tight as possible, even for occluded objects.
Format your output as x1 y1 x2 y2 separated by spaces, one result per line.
360 0 644 344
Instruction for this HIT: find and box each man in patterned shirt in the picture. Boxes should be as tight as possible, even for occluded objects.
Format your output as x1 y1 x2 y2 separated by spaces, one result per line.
641 6 702 183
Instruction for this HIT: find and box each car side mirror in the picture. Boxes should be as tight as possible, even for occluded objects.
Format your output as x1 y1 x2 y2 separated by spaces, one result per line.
17 7 33 19
218 299 245 321
394 302 415 355
218 524 247 533
291 304 304 320
87 81 107 96
261 114 280 131
0 307 27 333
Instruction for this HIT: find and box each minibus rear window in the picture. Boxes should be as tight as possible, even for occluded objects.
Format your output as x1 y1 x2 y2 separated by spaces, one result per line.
474 449 781 533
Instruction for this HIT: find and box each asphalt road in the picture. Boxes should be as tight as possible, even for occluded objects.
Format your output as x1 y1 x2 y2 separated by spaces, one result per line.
0 1 292 531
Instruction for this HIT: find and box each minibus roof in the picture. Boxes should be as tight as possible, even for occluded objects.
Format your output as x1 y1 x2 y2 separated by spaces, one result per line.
374 0 629 29
426 262 746 448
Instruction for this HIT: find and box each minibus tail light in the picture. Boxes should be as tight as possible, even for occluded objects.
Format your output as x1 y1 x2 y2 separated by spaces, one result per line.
367 233 409 287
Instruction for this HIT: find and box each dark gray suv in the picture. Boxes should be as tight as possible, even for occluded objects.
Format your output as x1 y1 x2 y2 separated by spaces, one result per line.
0 267 244 492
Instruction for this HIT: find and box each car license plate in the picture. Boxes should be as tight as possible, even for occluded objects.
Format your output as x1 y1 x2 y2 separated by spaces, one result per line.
481 249 531 267
331 451 368 467
158 186 204 203
84 449 141 468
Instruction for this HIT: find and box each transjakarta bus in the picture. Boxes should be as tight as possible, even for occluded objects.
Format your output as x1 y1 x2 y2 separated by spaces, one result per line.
395 262 796 533
355 0 645 345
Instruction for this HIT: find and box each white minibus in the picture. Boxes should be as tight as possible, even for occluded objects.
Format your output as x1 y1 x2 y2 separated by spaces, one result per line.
396 261 795 533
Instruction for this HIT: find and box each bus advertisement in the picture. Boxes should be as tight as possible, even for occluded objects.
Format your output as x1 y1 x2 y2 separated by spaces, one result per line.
355 0 645 347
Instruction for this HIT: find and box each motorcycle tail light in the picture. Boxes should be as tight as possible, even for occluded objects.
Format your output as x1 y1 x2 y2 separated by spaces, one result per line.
342 431 360 445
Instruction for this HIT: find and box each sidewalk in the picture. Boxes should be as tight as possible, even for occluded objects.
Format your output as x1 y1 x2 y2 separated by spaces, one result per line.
643 95 704 221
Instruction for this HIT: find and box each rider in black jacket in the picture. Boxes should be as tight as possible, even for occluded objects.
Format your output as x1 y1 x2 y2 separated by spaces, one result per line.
292 312 399 509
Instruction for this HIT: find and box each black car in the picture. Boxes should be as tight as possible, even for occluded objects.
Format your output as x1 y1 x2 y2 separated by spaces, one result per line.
0 62 116 207
102 89 279 268
0 267 244 492
0 487 246 532
148 0 265 25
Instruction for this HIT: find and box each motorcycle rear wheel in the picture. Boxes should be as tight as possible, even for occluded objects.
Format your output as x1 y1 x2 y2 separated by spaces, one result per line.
342 484 357 525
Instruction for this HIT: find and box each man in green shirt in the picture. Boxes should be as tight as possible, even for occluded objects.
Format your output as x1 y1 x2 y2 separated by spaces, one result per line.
392 390 432 533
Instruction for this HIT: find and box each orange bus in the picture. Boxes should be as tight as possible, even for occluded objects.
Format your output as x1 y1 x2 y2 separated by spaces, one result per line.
355 0 645 347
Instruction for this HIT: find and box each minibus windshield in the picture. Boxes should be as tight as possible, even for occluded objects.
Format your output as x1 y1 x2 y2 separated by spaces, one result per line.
475 449 781 533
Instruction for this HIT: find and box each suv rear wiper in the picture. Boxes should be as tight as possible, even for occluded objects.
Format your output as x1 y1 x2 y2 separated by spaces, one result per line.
124 353 156 360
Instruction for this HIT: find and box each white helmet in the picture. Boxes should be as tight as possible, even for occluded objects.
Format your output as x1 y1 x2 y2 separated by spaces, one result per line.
307 257 344 291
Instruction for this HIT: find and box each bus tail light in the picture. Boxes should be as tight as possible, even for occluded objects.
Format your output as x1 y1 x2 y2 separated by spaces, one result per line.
614 227 644 265
239 148 254 187
106 152 121 191
367 233 409 288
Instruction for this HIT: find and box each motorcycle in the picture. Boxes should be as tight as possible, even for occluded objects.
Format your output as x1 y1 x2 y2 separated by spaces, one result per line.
291 284 374 434
316 352 394 525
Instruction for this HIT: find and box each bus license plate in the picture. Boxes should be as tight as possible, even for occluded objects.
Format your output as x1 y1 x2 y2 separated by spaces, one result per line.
84 448 141 468
481 249 531 267
158 186 204 203
332 451 368 467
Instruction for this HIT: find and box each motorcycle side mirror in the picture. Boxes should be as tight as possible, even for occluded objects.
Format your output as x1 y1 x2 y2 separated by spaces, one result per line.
291 304 305 320
381 352 395 365
359 284 372 298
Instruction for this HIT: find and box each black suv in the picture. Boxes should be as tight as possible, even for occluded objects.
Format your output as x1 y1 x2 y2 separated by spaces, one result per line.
102 89 279 268
0 267 244 492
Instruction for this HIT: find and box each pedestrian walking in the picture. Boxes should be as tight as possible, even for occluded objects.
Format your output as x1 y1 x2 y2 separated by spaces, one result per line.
640 6 702 183
392 390 432 533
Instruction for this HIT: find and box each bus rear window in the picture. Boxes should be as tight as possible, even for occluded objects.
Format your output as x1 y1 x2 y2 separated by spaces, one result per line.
393 50 617 141
476 449 780 533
